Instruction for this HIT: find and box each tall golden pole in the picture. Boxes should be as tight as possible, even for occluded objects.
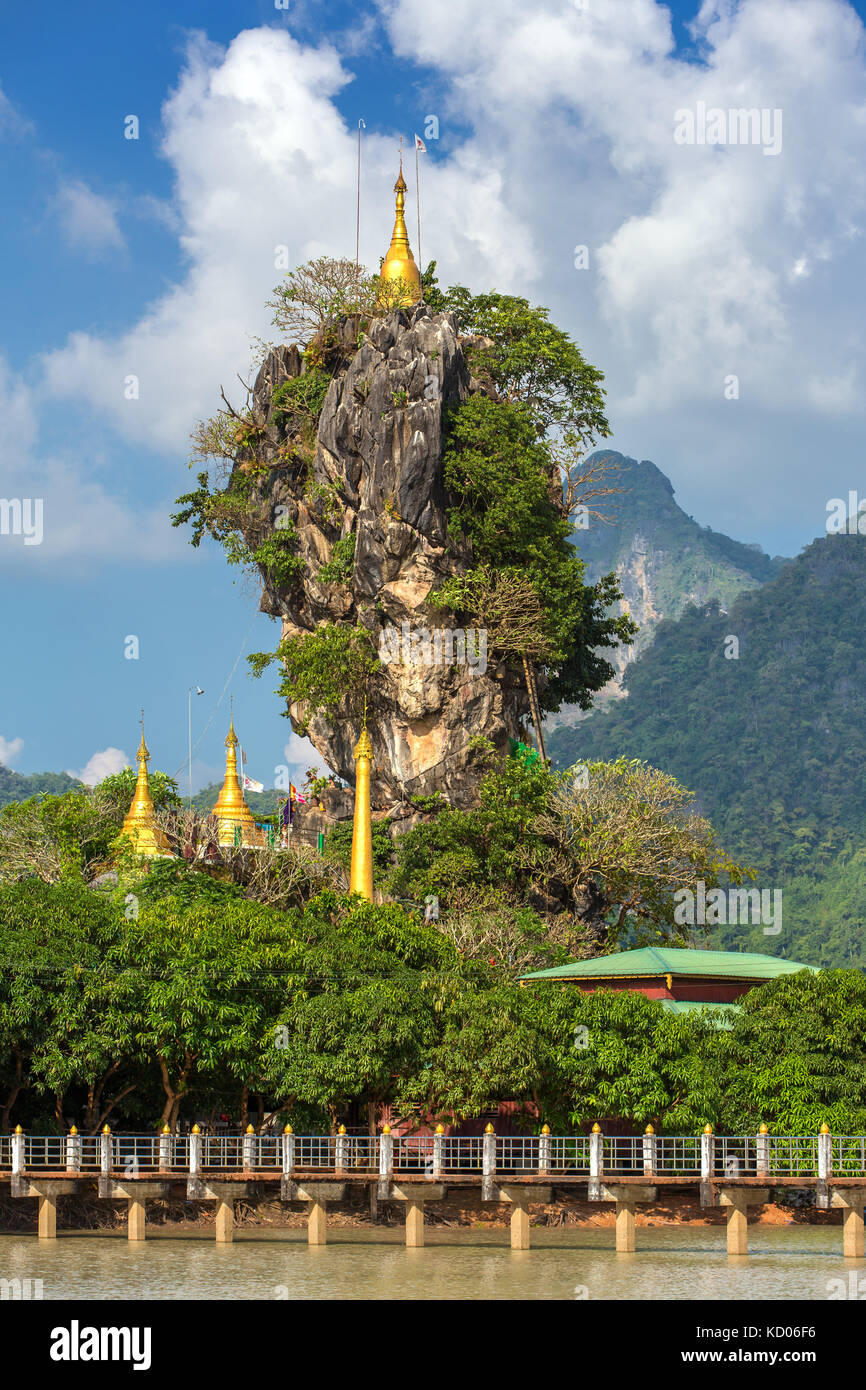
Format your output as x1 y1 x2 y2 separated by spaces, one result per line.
349 718 374 901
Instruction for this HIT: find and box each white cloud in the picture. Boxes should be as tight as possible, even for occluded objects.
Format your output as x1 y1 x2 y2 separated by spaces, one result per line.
0 355 189 568
67 747 130 786
28 4 866 549
53 180 125 255
40 26 534 453
0 735 24 767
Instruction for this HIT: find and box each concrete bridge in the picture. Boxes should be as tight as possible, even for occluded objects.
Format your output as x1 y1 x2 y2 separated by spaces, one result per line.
2 1124 864 1255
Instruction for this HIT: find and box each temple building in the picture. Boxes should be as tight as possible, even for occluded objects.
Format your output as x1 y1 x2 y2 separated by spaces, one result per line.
120 726 172 859
520 945 818 1017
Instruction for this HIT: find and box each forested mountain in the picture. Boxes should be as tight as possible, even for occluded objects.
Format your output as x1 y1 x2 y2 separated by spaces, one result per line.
0 766 81 810
550 451 787 726
549 534 866 968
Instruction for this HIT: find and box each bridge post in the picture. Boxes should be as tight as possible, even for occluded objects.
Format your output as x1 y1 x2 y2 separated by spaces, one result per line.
719 1188 769 1255
335 1125 349 1174
538 1125 551 1177
65 1127 81 1175
756 1125 770 1179
100 1126 112 1178
128 1196 147 1242
215 1196 234 1244
831 1190 866 1258
281 1125 296 1200
643 1125 657 1177
817 1125 832 1209
158 1126 172 1173
432 1125 444 1180
482 1124 496 1201
588 1124 603 1200
188 1124 203 1198
242 1125 256 1173
700 1125 715 1206
378 1126 394 1198
12 1127 24 1181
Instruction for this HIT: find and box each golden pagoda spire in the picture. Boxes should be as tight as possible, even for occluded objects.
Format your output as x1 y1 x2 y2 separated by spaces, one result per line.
121 713 172 858
349 697 374 901
379 142 422 307
212 713 263 848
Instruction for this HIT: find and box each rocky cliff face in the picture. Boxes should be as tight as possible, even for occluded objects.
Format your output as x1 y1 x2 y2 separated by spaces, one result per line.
242 305 530 814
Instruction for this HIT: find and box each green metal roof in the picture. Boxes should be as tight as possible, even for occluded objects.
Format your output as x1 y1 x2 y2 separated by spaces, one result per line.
520 946 818 983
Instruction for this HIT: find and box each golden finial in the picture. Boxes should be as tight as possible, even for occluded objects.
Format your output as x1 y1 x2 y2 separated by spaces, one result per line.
284 1124 293 1135
102 1125 111 1135
819 1122 830 1135
338 1124 347 1135
379 145 422 307
758 1123 769 1135
485 1123 495 1135
541 1124 550 1135
435 1124 445 1135
69 1125 78 1136
162 1125 171 1135
591 1123 601 1134
192 1124 201 1135
645 1124 655 1135
246 1124 255 1134
704 1124 713 1135
382 1124 391 1135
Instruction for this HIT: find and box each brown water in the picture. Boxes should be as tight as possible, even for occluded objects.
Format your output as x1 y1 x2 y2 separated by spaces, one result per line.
1 1225 863 1300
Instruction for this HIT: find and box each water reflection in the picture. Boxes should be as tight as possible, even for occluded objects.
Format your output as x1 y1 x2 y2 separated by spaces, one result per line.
0 1226 861 1301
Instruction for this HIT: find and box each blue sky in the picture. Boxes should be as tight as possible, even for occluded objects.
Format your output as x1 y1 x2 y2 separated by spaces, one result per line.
1 0 866 785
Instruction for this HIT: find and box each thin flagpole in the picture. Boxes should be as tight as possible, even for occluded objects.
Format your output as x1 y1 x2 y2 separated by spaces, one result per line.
415 138 422 278
356 119 365 317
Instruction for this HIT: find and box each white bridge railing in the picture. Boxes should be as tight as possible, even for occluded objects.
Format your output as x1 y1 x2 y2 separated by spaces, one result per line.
0 1126 859 1182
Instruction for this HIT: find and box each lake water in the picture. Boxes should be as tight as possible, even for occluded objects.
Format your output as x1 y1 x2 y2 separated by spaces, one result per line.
1 1225 861 1300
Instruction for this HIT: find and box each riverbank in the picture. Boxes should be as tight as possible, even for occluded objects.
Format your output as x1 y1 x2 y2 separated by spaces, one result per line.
0 1188 843 1235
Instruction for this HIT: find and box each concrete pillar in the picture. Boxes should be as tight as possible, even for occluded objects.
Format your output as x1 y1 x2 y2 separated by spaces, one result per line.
843 1206 864 1259
510 1201 530 1251
615 1200 636 1253
215 1197 234 1244
308 1200 327 1246
405 1200 425 1248
38 1193 57 1239
832 1192 866 1258
725 1198 748 1255
128 1196 146 1242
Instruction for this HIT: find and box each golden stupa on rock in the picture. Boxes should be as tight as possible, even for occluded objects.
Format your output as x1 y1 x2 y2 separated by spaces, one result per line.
120 725 172 859
212 718 264 849
379 154 422 307
349 707 374 901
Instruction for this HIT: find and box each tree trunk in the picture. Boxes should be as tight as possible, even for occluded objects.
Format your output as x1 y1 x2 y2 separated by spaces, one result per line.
521 655 547 761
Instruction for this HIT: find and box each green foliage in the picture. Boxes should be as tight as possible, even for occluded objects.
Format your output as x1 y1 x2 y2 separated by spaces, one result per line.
323 818 394 877
0 766 81 811
316 532 356 585
249 623 379 721
548 534 866 967
96 767 181 812
0 789 122 886
271 368 332 430
1 871 864 1136
420 260 447 313
441 287 609 441
441 394 635 709
251 528 305 588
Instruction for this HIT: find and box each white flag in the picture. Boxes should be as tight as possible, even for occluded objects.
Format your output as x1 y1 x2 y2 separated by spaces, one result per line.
414 133 426 153
243 774 264 793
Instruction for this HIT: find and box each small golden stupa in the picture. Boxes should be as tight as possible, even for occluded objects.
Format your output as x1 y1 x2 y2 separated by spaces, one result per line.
349 705 374 901
212 717 264 849
120 723 172 858
379 154 422 307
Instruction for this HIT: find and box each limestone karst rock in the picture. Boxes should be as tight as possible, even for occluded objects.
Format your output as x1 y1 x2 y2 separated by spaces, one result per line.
241 303 531 815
